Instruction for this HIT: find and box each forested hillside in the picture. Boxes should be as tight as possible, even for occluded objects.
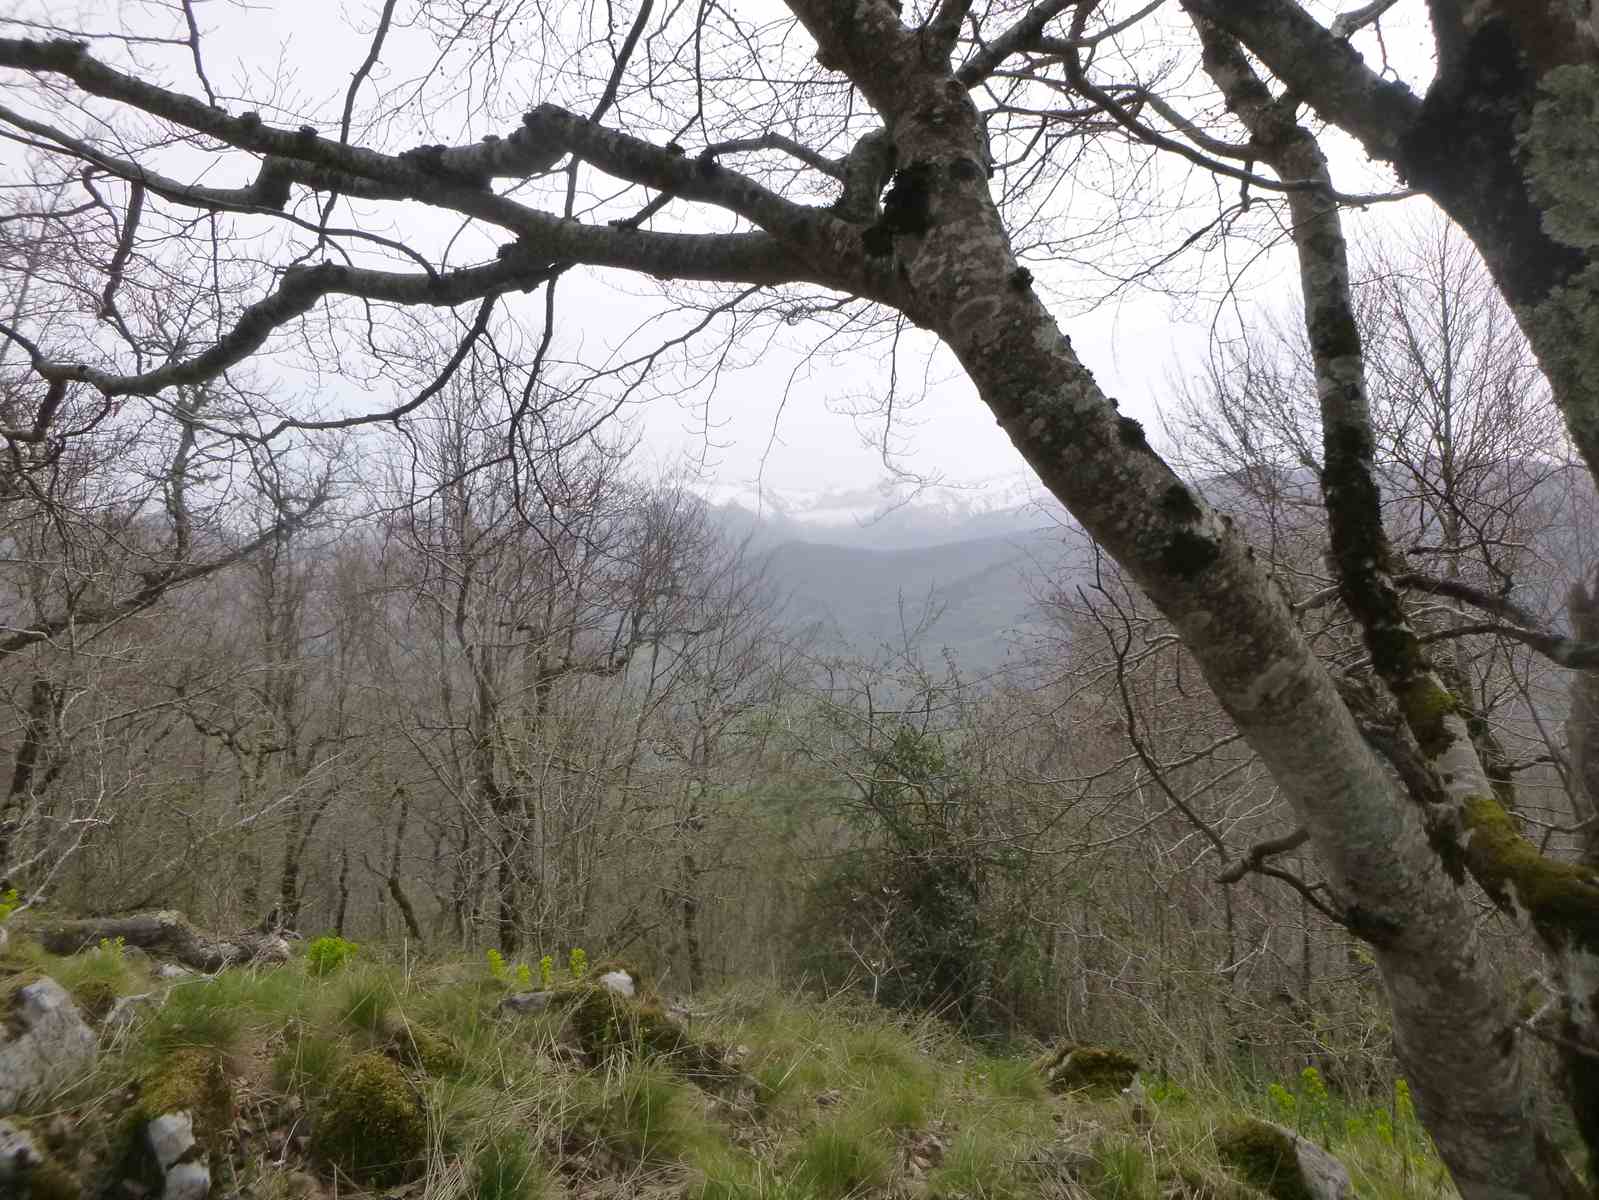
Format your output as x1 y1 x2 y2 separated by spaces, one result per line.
3 0 1599 1194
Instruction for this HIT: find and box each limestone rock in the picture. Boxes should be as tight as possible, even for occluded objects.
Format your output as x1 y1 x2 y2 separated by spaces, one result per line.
0 1118 43 1181
161 1160 211 1200
145 1111 211 1199
597 969 635 997
1034 1042 1139 1096
146 1111 196 1171
104 991 162 1036
0 977 98 1109
500 989 554 1014
1216 1118 1352 1200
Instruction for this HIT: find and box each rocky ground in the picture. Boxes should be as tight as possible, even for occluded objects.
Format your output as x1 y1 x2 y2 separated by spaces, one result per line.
0 917 1452 1200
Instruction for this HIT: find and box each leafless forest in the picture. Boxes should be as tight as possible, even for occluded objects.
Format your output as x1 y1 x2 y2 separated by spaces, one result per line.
2 0 1598 1192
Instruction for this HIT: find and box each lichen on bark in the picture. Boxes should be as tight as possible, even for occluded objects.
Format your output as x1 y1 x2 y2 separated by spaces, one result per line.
1523 64 1599 251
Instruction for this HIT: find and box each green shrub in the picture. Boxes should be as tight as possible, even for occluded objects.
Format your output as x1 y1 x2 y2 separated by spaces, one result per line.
306 935 359 976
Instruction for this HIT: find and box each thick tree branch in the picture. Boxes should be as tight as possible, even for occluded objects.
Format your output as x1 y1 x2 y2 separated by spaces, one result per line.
1329 0 1400 39
1178 0 1420 160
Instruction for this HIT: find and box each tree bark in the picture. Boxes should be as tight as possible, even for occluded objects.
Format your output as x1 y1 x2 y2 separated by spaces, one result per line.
777 0 1583 1187
21 911 292 971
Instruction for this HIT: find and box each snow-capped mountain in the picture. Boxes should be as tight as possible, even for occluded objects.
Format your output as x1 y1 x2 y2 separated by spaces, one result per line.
701 472 1065 551
690 472 1078 668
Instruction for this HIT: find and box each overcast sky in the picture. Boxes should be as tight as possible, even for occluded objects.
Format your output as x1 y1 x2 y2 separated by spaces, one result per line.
10 0 1442 503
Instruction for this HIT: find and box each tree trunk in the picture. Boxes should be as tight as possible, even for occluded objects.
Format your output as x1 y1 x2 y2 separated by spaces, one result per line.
335 848 350 937
819 47 1569 1190
22 911 293 971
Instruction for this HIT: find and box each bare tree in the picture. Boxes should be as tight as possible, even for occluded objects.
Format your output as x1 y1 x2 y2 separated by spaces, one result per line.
2 2 1598 1189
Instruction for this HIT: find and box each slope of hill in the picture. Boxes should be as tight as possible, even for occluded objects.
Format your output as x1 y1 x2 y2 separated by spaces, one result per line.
759 530 1063 667
0 931 1451 1200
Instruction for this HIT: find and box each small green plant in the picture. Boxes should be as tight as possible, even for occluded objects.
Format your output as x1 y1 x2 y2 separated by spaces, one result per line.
272 1026 347 1102
792 1123 889 1199
1090 1138 1154 1200
515 961 532 988
1298 1065 1332 1144
0 887 21 922
1140 1074 1189 1106
487 948 508 981
473 1129 544 1200
1372 1104 1394 1146
306 935 358 976
539 954 554 988
96 935 126 960
569 947 588 979
1265 1080 1296 1124
1394 1077 1415 1127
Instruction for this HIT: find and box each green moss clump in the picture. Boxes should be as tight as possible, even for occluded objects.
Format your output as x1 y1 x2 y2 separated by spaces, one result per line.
1462 795 1599 952
1214 1119 1314 1200
379 1011 464 1076
1158 483 1202 523
67 978 118 1023
1522 265 1599 456
1033 1043 1139 1095
22 1157 81 1200
136 1047 233 1148
310 1052 426 1185
565 985 727 1081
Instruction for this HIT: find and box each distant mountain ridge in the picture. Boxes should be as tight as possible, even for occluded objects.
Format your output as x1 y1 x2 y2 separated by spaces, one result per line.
700 475 1074 667
702 473 1065 552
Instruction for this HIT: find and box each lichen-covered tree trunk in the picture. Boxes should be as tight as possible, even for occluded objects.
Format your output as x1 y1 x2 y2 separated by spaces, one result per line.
780 1 1581 1191
1183 0 1599 498
1566 573 1599 871
1190 14 1593 1188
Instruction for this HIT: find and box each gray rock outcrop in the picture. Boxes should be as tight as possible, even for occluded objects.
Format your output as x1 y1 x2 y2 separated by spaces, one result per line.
147 1111 210 1200
0 1119 43 1182
0 977 97 1109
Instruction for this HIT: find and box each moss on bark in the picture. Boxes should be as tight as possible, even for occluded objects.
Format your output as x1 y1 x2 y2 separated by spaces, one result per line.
1462 795 1599 953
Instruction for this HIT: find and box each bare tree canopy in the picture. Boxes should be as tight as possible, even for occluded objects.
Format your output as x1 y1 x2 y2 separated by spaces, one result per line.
2 1 1598 1193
